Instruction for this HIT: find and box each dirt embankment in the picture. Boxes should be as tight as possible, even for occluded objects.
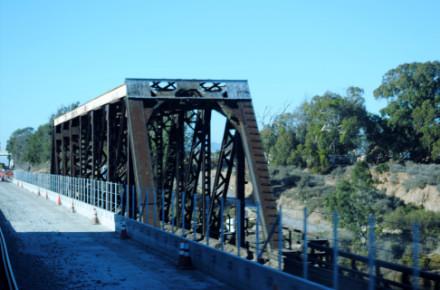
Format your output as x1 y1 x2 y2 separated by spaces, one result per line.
374 171 440 212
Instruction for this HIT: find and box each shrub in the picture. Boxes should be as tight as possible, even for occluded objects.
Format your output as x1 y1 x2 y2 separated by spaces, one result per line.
389 174 399 185
384 206 440 239
390 243 405 259
329 166 346 178
389 162 440 191
375 163 390 174
389 163 405 173
403 177 429 191
402 174 440 191
430 254 440 270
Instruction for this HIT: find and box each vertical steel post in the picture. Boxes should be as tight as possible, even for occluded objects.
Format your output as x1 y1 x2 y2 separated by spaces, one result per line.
88 179 91 204
176 111 185 231
278 206 283 271
161 190 165 230
303 207 308 280
72 177 74 199
83 178 86 203
236 199 241 257
153 189 157 226
105 181 107 208
101 181 104 208
412 223 420 290
97 179 99 206
106 182 110 210
131 185 135 219
90 179 93 205
206 196 210 246
114 183 117 212
333 211 339 290
98 180 104 208
236 136 246 248
181 191 186 237
193 194 197 241
95 179 97 205
93 179 96 205
90 179 96 205
145 189 149 224
171 191 175 232
220 197 224 251
106 104 112 184
85 179 88 203
256 203 260 261
368 215 376 290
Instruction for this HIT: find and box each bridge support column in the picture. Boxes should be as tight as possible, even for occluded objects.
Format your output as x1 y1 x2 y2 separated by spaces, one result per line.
126 98 157 225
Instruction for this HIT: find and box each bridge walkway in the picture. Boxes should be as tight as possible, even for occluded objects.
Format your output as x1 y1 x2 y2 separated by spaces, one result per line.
0 182 229 290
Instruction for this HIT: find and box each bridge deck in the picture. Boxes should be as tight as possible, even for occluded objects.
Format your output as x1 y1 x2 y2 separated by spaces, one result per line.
0 182 229 290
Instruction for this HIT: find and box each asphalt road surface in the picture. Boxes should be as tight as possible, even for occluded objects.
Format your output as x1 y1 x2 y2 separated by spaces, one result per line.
0 181 229 290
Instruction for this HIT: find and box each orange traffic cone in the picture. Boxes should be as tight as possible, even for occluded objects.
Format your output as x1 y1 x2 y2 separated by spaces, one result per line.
120 222 129 239
56 195 62 206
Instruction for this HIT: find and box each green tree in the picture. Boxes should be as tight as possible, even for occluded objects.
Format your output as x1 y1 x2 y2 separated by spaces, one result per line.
261 112 305 167
364 114 395 163
6 127 34 164
301 88 368 173
24 123 51 165
6 102 79 168
270 126 298 166
50 102 80 123
374 61 440 162
260 87 369 172
326 162 374 236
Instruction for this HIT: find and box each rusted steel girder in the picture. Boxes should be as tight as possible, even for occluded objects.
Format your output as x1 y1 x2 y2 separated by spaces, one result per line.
51 79 278 250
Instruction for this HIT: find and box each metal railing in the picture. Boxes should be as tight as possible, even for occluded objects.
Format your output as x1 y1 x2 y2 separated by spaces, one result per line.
14 171 122 213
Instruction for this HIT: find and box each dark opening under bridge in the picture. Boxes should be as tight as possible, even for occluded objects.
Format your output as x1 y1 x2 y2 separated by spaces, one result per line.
4 79 439 290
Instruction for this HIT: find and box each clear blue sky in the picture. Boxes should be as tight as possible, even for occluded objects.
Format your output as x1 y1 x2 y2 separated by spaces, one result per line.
1 0 439 154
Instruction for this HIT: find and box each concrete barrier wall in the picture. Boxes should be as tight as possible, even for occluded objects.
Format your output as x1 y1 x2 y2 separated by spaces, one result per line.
117 216 331 290
13 179 116 231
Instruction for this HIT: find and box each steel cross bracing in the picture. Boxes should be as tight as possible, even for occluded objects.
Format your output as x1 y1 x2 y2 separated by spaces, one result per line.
51 79 279 252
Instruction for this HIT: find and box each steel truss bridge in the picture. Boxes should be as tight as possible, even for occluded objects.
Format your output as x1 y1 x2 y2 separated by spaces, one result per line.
49 79 440 290
51 79 278 251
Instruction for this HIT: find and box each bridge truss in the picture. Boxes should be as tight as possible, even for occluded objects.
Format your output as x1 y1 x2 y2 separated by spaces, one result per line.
51 79 278 250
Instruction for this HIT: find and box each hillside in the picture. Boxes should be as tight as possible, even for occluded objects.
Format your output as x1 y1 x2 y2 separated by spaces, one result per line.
373 163 440 212
270 162 440 273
